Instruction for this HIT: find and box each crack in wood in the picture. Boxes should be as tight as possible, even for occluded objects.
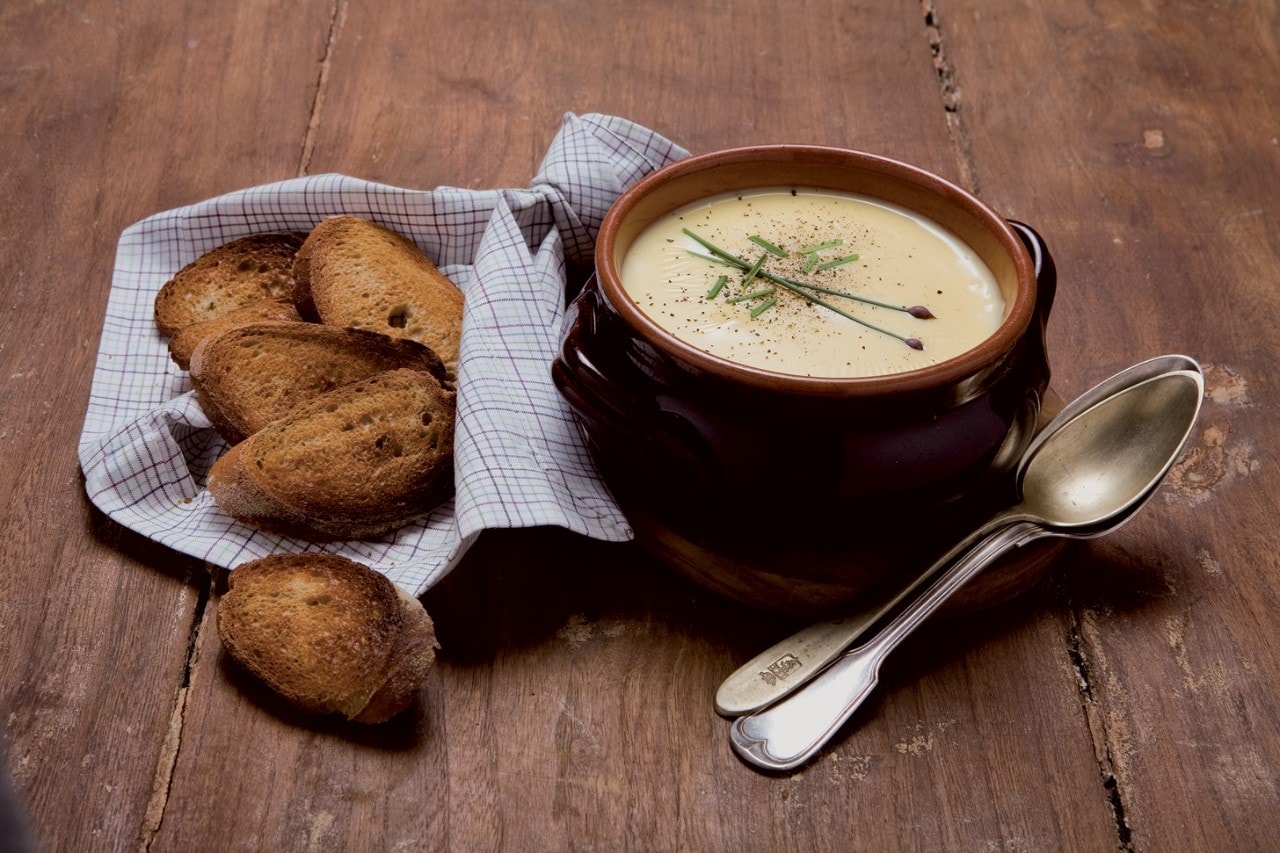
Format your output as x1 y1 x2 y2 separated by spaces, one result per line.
1058 576 1136 851
1102 772 1135 851
299 0 349 176
138 573 211 852
919 0 979 194
921 0 959 113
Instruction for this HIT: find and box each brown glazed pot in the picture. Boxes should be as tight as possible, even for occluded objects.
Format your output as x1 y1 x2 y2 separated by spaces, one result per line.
553 146 1057 614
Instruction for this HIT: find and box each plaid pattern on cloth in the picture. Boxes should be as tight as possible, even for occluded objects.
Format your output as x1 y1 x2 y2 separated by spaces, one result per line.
77 113 689 596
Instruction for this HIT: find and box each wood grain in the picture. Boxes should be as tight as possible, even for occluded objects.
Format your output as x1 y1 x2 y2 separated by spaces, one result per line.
2 0 1278 850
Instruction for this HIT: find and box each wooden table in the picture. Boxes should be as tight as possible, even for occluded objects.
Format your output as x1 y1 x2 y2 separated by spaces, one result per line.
3 2 1277 850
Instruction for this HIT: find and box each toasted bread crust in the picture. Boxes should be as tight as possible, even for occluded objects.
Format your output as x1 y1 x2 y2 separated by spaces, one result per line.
353 584 442 723
294 217 464 375
189 321 448 444
216 554 438 722
206 368 455 540
167 298 302 370
154 232 306 337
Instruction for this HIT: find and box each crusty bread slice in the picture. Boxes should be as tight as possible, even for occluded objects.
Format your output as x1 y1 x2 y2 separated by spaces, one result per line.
154 232 307 337
206 368 455 540
294 217 464 377
167 298 301 370
216 553 439 723
188 321 448 444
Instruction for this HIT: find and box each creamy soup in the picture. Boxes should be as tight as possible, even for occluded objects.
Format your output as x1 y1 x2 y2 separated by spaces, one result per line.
619 188 1006 378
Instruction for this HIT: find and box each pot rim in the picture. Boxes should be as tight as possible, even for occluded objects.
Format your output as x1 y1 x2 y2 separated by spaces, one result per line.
594 144 1039 398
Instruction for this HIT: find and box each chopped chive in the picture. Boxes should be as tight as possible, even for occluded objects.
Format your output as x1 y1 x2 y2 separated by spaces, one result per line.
802 252 819 273
725 287 775 304
680 228 930 349
813 253 860 271
686 249 734 267
797 239 844 254
749 295 778 318
705 274 728 299
742 252 769 287
748 235 787 257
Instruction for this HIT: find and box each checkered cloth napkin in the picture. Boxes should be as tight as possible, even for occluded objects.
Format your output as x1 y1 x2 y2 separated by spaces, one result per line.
78 113 689 595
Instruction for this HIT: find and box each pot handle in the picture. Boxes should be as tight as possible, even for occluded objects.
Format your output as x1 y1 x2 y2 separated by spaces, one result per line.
1008 219 1056 339
1007 220 1055 398
553 281 718 486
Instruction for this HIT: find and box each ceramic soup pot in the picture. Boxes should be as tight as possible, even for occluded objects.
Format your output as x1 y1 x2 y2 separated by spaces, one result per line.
554 145 1056 612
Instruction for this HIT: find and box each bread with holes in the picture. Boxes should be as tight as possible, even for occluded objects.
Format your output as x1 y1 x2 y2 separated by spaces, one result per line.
216 553 439 723
189 321 448 444
206 368 455 540
167 298 302 370
154 232 306 337
294 217 464 377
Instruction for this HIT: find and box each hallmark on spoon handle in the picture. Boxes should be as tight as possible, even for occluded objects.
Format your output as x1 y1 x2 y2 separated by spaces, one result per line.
714 617 861 717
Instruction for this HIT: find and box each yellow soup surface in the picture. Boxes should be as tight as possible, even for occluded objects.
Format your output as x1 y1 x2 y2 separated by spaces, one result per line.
619 188 1006 378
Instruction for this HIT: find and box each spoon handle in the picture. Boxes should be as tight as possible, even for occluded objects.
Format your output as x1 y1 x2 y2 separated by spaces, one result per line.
714 517 1012 716
729 522 1040 771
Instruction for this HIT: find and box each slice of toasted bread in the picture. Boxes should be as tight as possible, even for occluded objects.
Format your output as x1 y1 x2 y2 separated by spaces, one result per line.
294 217 464 377
216 553 439 723
154 232 307 337
167 298 301 370
189 321 448 444
206 368 455 540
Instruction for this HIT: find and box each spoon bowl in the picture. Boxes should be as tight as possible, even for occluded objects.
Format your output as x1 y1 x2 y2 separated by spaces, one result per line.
1013 367 1203 529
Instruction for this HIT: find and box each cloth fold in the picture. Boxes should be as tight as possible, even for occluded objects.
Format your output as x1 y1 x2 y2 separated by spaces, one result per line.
78 113 689 595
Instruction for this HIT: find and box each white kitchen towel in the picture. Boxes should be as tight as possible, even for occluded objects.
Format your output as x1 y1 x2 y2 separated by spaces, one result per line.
78 112 689 595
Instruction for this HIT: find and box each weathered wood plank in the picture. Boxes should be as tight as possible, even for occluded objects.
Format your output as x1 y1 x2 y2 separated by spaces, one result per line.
0 1 331 849
943 0 1280 847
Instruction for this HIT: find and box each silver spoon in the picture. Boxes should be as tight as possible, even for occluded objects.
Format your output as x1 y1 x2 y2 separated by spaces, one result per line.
729 366 1204 770
714 354 1201 717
